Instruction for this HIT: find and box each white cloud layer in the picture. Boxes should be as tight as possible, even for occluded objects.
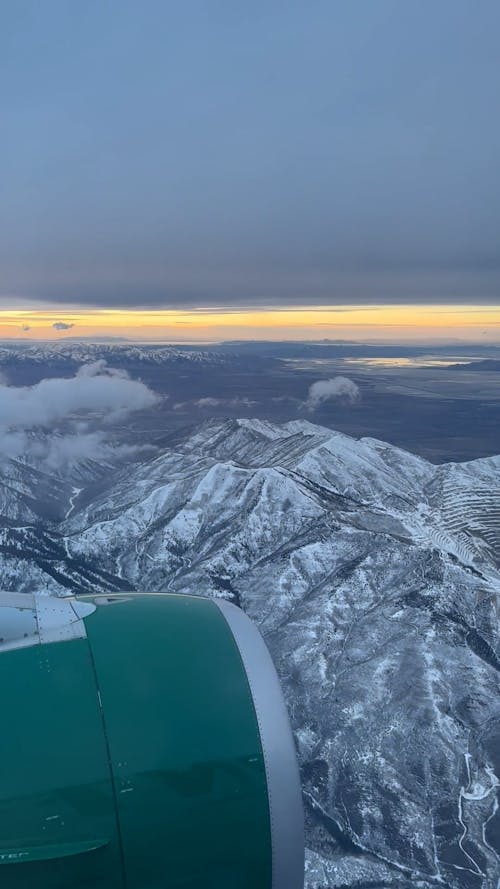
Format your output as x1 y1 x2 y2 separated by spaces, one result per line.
306 377 360 410
0 362 159 466
174 396 258 410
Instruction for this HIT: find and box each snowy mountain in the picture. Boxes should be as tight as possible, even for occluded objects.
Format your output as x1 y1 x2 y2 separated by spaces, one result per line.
0 342 257 372
1 418 499 888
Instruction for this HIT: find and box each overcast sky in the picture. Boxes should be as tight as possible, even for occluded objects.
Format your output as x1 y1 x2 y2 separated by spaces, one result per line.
1 0 499 309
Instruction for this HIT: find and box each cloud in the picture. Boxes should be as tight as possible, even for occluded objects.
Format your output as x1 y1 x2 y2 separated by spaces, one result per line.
76 359 128 380
0 431 28 459
234 397 258 407
21 324 31 332
0 366 158 429
0 361 160 465
28 432 156 469
194 397 221 407
306 377 360 410
189 396 258 409
52 321 74 330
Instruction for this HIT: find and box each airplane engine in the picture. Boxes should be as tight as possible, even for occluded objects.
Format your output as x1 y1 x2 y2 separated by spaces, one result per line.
0 592 303 888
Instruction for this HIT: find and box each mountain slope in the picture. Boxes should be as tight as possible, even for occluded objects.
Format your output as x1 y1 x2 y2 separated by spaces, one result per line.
1 418 499 888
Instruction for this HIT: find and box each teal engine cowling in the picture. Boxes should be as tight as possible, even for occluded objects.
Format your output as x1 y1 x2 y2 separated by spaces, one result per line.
0 592 304 889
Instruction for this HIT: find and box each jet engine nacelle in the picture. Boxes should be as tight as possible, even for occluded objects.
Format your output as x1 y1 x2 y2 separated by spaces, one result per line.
0 592 303 888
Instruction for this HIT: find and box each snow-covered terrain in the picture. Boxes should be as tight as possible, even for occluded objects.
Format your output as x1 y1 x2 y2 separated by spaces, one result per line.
0 342 242 368
1 418 499 888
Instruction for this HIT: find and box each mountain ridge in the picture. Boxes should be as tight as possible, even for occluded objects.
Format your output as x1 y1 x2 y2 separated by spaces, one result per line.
1 418 499 887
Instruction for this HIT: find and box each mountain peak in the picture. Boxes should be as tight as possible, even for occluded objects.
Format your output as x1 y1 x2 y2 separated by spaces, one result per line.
1 419 499 887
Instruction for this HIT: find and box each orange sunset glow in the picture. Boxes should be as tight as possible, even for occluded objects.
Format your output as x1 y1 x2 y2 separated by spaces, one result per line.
1 304 500 343
0 305 500 342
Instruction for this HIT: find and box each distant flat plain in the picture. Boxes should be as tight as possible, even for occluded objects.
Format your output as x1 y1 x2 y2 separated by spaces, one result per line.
2 340 499 463
281 356 500 462
135 345 500 463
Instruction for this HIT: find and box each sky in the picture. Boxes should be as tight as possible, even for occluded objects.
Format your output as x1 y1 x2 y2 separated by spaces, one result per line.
1 1 499 341
1 305 500 343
